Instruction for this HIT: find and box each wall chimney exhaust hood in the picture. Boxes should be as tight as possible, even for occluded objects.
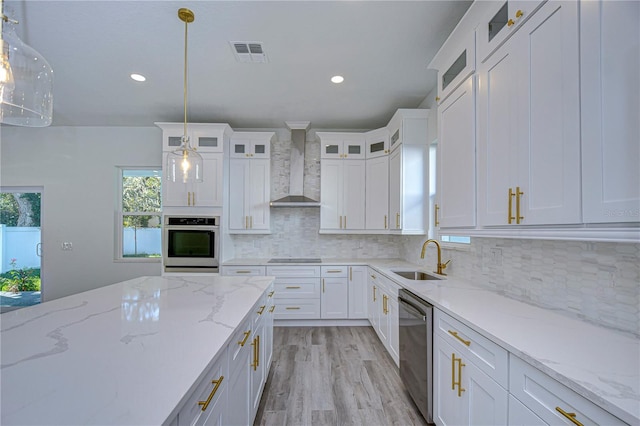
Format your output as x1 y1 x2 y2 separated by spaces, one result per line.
270 121 321 207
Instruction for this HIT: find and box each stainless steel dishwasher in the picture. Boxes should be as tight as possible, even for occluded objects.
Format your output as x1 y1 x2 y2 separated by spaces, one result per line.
398 288 434 424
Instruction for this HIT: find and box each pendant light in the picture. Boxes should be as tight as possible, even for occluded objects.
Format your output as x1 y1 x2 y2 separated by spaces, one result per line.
166 8 203 184
0 0 53 127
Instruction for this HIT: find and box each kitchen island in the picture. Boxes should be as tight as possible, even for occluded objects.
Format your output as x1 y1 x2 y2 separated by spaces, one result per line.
0 274 274 425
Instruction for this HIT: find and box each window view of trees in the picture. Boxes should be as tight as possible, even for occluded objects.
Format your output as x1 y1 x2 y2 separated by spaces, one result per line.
121 170 162 258
0 193 41 227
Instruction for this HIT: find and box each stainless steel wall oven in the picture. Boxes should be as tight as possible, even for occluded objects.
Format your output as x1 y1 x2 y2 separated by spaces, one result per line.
163 216 219 273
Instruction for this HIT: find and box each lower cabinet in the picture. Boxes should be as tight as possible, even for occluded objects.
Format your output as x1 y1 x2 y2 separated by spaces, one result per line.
321 266 349 319
174 284 274 426
348 266 368 319
368 269 400 366
269 265 322 320
367 269 381 333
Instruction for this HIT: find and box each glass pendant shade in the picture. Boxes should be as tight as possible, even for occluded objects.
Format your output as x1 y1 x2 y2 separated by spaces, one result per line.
0 19 53 127
166 135 204 184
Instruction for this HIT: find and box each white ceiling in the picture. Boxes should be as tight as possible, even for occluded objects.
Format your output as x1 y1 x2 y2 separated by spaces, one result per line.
4 0 472 129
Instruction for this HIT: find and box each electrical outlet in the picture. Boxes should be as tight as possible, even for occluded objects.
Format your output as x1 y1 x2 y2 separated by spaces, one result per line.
489 248 503 266
61 242 73 251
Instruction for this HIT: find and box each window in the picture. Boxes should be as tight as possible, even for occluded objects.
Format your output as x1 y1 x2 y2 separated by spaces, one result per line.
116 168 162 260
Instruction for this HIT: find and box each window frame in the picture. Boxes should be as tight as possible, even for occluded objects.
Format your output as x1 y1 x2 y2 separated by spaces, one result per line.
114 167 162 263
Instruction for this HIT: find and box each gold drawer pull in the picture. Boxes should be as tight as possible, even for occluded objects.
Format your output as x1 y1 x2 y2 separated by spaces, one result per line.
268 291 275 297
286 307 300 310
370 274 376 279
198 376 224 411
448 330 471 346
234 270 251 274
515 9 523 18
257 305 266 315
326 270 342 273
238 330 251 346
269 305 275 313
555 407 584 426
285 286 301 289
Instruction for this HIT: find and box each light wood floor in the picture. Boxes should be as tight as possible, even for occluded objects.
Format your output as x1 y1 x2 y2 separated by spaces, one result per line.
254 326 428 426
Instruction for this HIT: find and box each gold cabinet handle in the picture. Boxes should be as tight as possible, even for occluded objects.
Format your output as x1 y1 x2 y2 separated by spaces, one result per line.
250 215 253 229
268 291 275 297
396 212 400 229
251 337 258 371
384 215 387 229
285 286 301 289
286 306 300 310
373 285 377 302
456 356 466 397
516 186 524 224
435 204 440 226
256 335 260 368
370 274 376 279
448 330 471 346
344 216 347 228
187 192 191 206
245 216 249 229
322 278 325 293
451 352 456 391
349 267 352 281
238 330 251 346
556 407 584 426
515 9 523 18
436 96 441 102
508 188 516 224
507 18 515 27
340 215 343 229
191 192 195 206
382 294 388 314
326 270 342 273
257 305 266 315
269 305 275 313
235 270 252 274
198 376 224 411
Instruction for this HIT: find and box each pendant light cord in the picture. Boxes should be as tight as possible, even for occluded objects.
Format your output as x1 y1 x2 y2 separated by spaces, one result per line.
183 16 188 140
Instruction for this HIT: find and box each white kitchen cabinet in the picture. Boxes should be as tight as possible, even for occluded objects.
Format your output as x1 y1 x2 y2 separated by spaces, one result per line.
367 269 381 334
476 0 546 63
348 266 368 319
268 266 321 320
320 158 366 232
226 318 252 426
508 395 546 426
581 0 640 225
228 158 270 233
321 266 349 319
477 0 581 227
249 320 265 421
319 132 366 159
222 266 266 276
264 289 275 369
434 31 476 104
509 355 626 426
389 142 429 234
230 132 272 159
365 155 390 231
163 152 224 208
365 127 390 159
158 122 228 153
369 272 400 366
436 75 476 229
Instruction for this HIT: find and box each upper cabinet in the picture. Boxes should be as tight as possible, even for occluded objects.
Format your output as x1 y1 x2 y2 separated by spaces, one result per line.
477 0 546 63
156 122 231 209
228 132 274 234
320 133 365 160
580 0 640 224
365 128 390 231
387 109 430 234
365 127 390 159
477 0 581 227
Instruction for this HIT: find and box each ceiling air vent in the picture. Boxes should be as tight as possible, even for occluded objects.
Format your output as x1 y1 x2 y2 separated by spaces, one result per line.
231 41 268 63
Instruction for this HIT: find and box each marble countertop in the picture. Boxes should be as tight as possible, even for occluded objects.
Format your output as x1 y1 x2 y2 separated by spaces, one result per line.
223 258 640 424
0 274 274 425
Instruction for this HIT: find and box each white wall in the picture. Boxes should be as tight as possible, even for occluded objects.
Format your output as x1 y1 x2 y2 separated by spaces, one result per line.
0 126 163 301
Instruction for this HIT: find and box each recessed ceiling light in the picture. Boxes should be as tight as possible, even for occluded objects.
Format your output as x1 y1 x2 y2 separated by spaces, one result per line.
331 75 344 84
130 73 146 82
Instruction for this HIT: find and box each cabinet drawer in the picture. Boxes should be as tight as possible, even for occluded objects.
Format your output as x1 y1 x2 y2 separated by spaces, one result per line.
321 265 348 277
266 266 321 277
510 355 625 425
228 317 252 376
274 278 320 298
178 347 228 426
434 309 508 388
222 266 266 276
273 299 321 320
252 293 268 326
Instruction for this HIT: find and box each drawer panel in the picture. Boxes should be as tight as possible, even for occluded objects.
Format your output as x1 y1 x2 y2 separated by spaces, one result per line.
266 265 321 277
274 278 320 299
435 309 508 387
179 347 228 426
222 266 266 276
273 298 321 320
228 317 252 373
321 265 348 277
510 355 625 426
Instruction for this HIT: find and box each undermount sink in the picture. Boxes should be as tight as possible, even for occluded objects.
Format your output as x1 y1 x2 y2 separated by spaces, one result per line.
392 270 443 281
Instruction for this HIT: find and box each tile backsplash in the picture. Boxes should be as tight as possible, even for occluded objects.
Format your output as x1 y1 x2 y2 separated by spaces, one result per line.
403 236 640 336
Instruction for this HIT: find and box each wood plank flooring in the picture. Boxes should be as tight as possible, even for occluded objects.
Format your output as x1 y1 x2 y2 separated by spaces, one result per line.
254 326 428 426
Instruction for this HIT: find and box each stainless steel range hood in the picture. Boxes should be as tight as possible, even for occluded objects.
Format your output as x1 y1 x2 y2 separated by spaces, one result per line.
270 121 321 207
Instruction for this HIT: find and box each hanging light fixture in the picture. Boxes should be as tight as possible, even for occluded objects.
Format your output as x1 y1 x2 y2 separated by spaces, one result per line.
0 0 53 127
166 8 203 184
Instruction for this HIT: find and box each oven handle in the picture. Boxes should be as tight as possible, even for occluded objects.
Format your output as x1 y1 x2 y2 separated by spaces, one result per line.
399 296 427 322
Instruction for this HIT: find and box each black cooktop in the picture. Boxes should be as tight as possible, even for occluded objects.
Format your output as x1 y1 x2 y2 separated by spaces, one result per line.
267 258 322 264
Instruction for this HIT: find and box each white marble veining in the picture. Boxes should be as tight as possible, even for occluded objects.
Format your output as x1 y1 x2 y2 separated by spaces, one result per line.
0 275 274 425
223 257 640 424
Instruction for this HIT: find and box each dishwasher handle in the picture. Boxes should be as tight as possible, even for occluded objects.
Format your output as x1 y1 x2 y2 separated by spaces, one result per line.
399 296 428 322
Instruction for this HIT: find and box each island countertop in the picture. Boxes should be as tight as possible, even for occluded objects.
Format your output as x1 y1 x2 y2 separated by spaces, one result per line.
0 274 274 425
